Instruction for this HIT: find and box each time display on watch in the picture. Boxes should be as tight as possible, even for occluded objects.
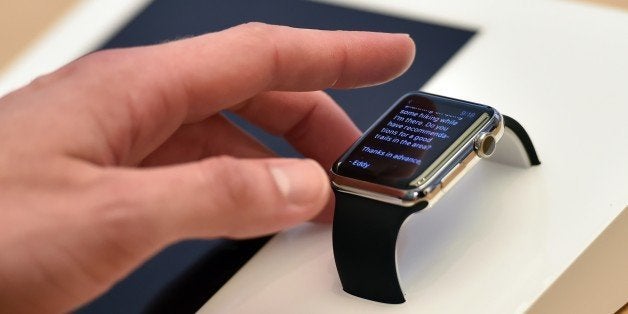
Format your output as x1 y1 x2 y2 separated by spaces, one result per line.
335 94 495 188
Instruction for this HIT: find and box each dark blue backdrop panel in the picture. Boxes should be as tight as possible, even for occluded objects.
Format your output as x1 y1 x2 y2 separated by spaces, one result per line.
76 0 475 313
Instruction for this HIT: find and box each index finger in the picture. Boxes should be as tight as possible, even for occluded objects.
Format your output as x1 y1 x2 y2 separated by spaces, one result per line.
81 23 414 121
142 23 414 121
40 23 414 164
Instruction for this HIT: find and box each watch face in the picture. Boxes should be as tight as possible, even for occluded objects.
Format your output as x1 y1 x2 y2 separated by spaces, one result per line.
334 93 496 189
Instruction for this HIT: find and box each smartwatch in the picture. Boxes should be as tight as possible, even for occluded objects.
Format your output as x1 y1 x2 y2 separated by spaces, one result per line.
330 91 540 304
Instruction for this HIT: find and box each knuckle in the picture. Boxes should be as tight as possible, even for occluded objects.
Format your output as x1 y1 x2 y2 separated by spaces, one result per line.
234 22 278 54
236 21 274 34
79 49 126 68
72 49 133 84
26 49 127 92
27 72 60 90
229 23 290 88
200 156 285 214
86 172 160 252
26 60 83 90
200 157 251 207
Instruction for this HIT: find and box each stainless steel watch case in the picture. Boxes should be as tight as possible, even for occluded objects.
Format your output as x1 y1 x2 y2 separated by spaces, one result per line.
330 100 504 208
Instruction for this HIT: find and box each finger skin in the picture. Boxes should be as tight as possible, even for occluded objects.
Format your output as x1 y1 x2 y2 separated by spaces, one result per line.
114 157 330 239
13 23 413 165
234 91 361 171
0 160 164 313
140 113 275 167
145 23 415 121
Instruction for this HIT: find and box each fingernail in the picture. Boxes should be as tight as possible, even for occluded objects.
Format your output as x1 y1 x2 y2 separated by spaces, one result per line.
269 159 326 207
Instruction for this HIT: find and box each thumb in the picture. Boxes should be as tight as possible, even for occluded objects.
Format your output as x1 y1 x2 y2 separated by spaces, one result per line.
115 156 330 240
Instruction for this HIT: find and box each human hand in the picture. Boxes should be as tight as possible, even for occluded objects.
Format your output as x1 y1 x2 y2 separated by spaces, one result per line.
0 23 414 312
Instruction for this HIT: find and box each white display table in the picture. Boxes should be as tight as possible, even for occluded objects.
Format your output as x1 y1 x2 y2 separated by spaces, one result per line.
1 0 626 313
200 1 628 313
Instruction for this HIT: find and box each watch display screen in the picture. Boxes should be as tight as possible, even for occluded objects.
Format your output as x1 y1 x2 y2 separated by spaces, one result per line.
335 93 495 188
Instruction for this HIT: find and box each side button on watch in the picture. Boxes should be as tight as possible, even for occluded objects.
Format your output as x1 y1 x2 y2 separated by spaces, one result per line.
330 91 540 304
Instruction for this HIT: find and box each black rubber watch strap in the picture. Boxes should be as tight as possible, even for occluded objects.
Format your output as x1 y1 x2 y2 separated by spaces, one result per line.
332 191 427 304
332 115 540 304
502 115 541 166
